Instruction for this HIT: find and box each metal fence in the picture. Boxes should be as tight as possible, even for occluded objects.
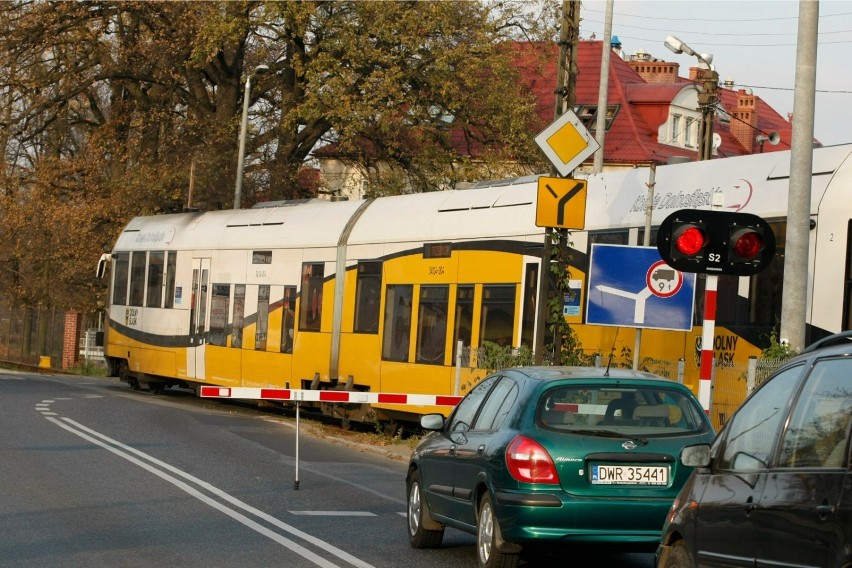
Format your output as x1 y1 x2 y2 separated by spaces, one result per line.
0 302 101 369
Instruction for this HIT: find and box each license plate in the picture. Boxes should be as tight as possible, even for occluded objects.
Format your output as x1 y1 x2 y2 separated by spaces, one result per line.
591 465 669 485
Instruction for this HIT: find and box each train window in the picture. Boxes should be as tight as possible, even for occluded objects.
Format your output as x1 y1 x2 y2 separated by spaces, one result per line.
382 285 413 362
209 284 230 347
844 220 852 330
146 251 164 308
128 252 147 307
480 285 516 347
416 285 449 365
299 263 324 332
637 227 658 247
252 251 272 264
589 231 629 246
281 286 296 353
354 261 382 334
453 285 474 360
256 285 270 350
112 252 129 306
231 284 245 348
190 267 209 335
164 252 176 308
521 263 538 348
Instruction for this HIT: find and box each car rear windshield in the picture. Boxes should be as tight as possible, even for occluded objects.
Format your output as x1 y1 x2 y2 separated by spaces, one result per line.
538 384 710 436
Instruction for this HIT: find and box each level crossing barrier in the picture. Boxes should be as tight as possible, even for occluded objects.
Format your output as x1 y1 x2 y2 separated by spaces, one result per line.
199 386 462 489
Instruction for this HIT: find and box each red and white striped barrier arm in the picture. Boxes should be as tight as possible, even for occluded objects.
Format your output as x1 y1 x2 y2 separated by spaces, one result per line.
198 386 462 407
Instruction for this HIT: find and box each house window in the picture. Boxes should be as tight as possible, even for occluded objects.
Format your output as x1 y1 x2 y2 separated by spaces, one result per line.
672 115 681 144
685 118 695 147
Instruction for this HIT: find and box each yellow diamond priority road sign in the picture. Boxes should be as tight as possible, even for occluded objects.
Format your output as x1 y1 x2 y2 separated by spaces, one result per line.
534 111 600 176
536 177 587 230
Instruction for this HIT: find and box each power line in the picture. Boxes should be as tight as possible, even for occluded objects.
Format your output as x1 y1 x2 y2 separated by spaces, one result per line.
736 83 852 95
581 6 852 24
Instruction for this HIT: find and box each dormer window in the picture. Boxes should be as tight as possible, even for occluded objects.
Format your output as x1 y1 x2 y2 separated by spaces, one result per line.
574 104 620 131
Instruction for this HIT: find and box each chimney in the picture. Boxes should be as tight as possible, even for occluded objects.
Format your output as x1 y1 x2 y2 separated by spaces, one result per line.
731 89 760 153
628 59 680 83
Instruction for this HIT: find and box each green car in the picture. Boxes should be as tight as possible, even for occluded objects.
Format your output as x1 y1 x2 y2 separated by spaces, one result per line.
406 366 715 567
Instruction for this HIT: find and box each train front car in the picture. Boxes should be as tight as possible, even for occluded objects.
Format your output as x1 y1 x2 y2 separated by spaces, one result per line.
101 200 366 395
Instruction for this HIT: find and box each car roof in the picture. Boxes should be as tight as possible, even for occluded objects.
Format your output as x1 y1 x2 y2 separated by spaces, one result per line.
503 366 669 383
800 330 852 356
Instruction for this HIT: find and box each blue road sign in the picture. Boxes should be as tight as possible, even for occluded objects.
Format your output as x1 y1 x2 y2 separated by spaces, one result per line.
586 244 696 331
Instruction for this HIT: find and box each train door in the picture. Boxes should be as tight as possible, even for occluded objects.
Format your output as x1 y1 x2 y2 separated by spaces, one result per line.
188 257 210 380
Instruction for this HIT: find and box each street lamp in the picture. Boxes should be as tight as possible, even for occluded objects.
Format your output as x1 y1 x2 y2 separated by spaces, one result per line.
233 64 270 209
665 35 718 161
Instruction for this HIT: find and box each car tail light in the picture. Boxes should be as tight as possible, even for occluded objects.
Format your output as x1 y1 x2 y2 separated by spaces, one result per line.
505 435 559 484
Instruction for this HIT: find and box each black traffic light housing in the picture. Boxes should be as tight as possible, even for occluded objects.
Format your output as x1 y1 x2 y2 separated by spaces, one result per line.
657 209 776 276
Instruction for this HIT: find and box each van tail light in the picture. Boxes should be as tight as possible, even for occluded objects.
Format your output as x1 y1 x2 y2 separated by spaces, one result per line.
506 435 559 484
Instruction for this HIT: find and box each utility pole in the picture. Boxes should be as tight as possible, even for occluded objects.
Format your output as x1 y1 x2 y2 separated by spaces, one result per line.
535 0 579 365
592 0 613 173
780 0 819 352
697 69 719 161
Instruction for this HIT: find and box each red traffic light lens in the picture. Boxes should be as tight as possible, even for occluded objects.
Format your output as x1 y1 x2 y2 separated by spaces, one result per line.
731 229 763 260
674 225 706 256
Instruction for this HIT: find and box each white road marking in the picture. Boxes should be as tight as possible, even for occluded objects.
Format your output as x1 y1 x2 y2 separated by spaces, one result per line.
45 414 376 568
290 511 376 517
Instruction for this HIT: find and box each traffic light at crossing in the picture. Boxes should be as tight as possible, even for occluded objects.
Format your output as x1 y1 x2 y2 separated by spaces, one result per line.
656 209 776 276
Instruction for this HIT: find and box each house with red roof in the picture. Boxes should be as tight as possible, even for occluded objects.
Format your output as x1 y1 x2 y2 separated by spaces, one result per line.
316 39 799 199
527 39 796 173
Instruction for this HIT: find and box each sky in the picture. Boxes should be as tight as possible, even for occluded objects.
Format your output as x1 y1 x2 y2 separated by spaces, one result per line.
578 0 852 146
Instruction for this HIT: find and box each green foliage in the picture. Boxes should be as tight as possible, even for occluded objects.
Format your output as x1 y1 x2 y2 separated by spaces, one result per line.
761 329 798 360
69 359 108 377
543 229 597 367
478 341 535 373
0 0 554 314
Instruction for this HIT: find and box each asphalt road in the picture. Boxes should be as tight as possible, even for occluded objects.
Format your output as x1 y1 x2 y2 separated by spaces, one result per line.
0 369 654 568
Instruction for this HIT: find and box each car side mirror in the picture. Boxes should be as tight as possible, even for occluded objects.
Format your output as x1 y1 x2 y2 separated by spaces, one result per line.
680 443 712 468
420 413 445 431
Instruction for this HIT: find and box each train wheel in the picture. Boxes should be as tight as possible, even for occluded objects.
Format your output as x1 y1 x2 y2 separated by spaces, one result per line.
383 420 400 437
118 361 140 390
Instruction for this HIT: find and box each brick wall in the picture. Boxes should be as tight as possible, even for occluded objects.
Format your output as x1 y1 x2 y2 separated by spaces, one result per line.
62 310 82 369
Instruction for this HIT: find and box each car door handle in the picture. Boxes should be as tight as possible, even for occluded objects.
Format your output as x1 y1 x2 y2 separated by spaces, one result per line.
449 445 456 456
744 496 757 515
477 444 485 456
816 503 835 518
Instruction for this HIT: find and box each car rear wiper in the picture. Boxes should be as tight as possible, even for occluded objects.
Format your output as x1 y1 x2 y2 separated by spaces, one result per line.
568 429 649 445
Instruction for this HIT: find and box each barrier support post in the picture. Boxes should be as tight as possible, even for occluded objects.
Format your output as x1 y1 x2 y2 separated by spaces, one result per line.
294 401 300 490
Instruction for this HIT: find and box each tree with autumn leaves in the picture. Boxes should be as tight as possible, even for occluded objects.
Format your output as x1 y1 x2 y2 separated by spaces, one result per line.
0 1 556 346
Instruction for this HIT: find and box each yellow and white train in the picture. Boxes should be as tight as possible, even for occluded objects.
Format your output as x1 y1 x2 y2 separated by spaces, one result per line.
98 143 852 427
